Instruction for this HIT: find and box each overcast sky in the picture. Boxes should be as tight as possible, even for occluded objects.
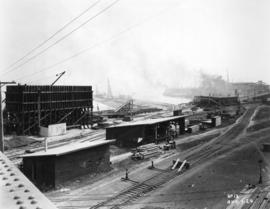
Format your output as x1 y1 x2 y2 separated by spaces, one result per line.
1 0 270 98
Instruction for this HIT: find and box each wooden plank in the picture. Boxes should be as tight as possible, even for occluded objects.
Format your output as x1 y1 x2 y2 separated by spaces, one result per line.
172 158 179 170
177 160 187 173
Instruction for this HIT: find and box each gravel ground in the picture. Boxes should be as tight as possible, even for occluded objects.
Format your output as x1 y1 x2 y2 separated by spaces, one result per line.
130 143 263 209
45 104 266 209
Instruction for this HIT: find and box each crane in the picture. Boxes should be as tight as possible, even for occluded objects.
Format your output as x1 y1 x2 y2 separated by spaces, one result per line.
51 71 66 86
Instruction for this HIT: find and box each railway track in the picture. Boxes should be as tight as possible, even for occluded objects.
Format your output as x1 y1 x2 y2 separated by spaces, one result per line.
89 168 179 209
87 107 257 209
88 143 228 209
241 191 268 209
87 145 235 209
52 145 228 209
186 107 257 166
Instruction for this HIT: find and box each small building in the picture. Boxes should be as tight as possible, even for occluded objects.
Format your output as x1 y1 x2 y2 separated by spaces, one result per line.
212 116 222 127
106 116 185 147
39 123 66 137
22 140 115 190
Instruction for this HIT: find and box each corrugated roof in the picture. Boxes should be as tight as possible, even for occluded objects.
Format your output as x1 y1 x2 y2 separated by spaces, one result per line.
108 115 185 128
22 139 115 157
0 152 57 209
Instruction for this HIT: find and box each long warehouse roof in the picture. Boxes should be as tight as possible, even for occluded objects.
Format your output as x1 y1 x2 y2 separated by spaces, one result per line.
22 139 115 157
108 115 185 128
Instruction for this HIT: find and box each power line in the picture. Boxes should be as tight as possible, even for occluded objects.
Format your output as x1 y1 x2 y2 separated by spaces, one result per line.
15 6 173 83
1 0 120 77
1 0 101 72
28 74 58 85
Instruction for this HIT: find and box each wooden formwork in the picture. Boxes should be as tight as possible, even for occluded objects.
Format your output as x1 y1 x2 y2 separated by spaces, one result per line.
5 85 93 135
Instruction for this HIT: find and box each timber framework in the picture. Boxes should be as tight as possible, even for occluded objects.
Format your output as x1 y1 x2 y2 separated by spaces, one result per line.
5 85 93 135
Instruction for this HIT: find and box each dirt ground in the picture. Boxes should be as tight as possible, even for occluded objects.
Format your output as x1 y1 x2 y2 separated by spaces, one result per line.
127 104 270 209
252 106 270 121
247 105 270 132
45 104 270 209
130 143 265 209
45 127 224 196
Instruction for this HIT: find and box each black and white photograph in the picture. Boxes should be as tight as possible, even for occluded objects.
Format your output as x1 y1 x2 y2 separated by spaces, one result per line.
1 0 270 208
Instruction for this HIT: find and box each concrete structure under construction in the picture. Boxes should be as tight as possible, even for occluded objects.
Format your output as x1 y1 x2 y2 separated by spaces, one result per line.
106 116 185 147
22 140 115 190
5 85 93 135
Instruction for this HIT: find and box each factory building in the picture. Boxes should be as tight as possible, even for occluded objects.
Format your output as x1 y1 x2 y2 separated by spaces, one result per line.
231 81 270 98
22 140 115 190
106 116 185 147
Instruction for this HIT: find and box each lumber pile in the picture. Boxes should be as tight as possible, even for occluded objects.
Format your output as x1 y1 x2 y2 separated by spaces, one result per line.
131 143 162 160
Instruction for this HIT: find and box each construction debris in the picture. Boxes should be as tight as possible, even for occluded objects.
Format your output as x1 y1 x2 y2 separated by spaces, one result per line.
172 159 190 170
163 140 176 150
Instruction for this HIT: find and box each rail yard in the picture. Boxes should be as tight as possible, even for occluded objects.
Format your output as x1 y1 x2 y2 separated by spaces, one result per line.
2 82 270 209
2 1 270 209
43 104 270 209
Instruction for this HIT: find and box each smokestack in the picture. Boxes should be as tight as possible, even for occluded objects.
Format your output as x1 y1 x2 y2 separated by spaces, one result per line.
44 138 48 152
226 69 230 83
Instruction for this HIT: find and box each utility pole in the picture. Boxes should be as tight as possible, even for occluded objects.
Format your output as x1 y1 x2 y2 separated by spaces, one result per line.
0 81 16 152
258 159 263 184
37 89 41 129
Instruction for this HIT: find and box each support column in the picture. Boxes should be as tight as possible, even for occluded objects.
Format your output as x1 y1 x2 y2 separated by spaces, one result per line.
37 90 41 130
179 118 185 135
154 124 158 143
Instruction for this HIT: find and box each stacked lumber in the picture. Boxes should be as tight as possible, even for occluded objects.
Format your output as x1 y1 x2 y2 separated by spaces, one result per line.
131 143 162 160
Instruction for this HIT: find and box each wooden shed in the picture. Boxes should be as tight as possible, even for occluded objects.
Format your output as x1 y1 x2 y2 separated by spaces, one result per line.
106 116 185 147
22 140 115 190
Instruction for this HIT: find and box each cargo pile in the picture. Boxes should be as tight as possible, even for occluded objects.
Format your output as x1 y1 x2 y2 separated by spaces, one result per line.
131 143 162 160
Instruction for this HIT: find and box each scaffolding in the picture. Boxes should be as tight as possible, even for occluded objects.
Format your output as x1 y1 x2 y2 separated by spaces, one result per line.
5 85 93 135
